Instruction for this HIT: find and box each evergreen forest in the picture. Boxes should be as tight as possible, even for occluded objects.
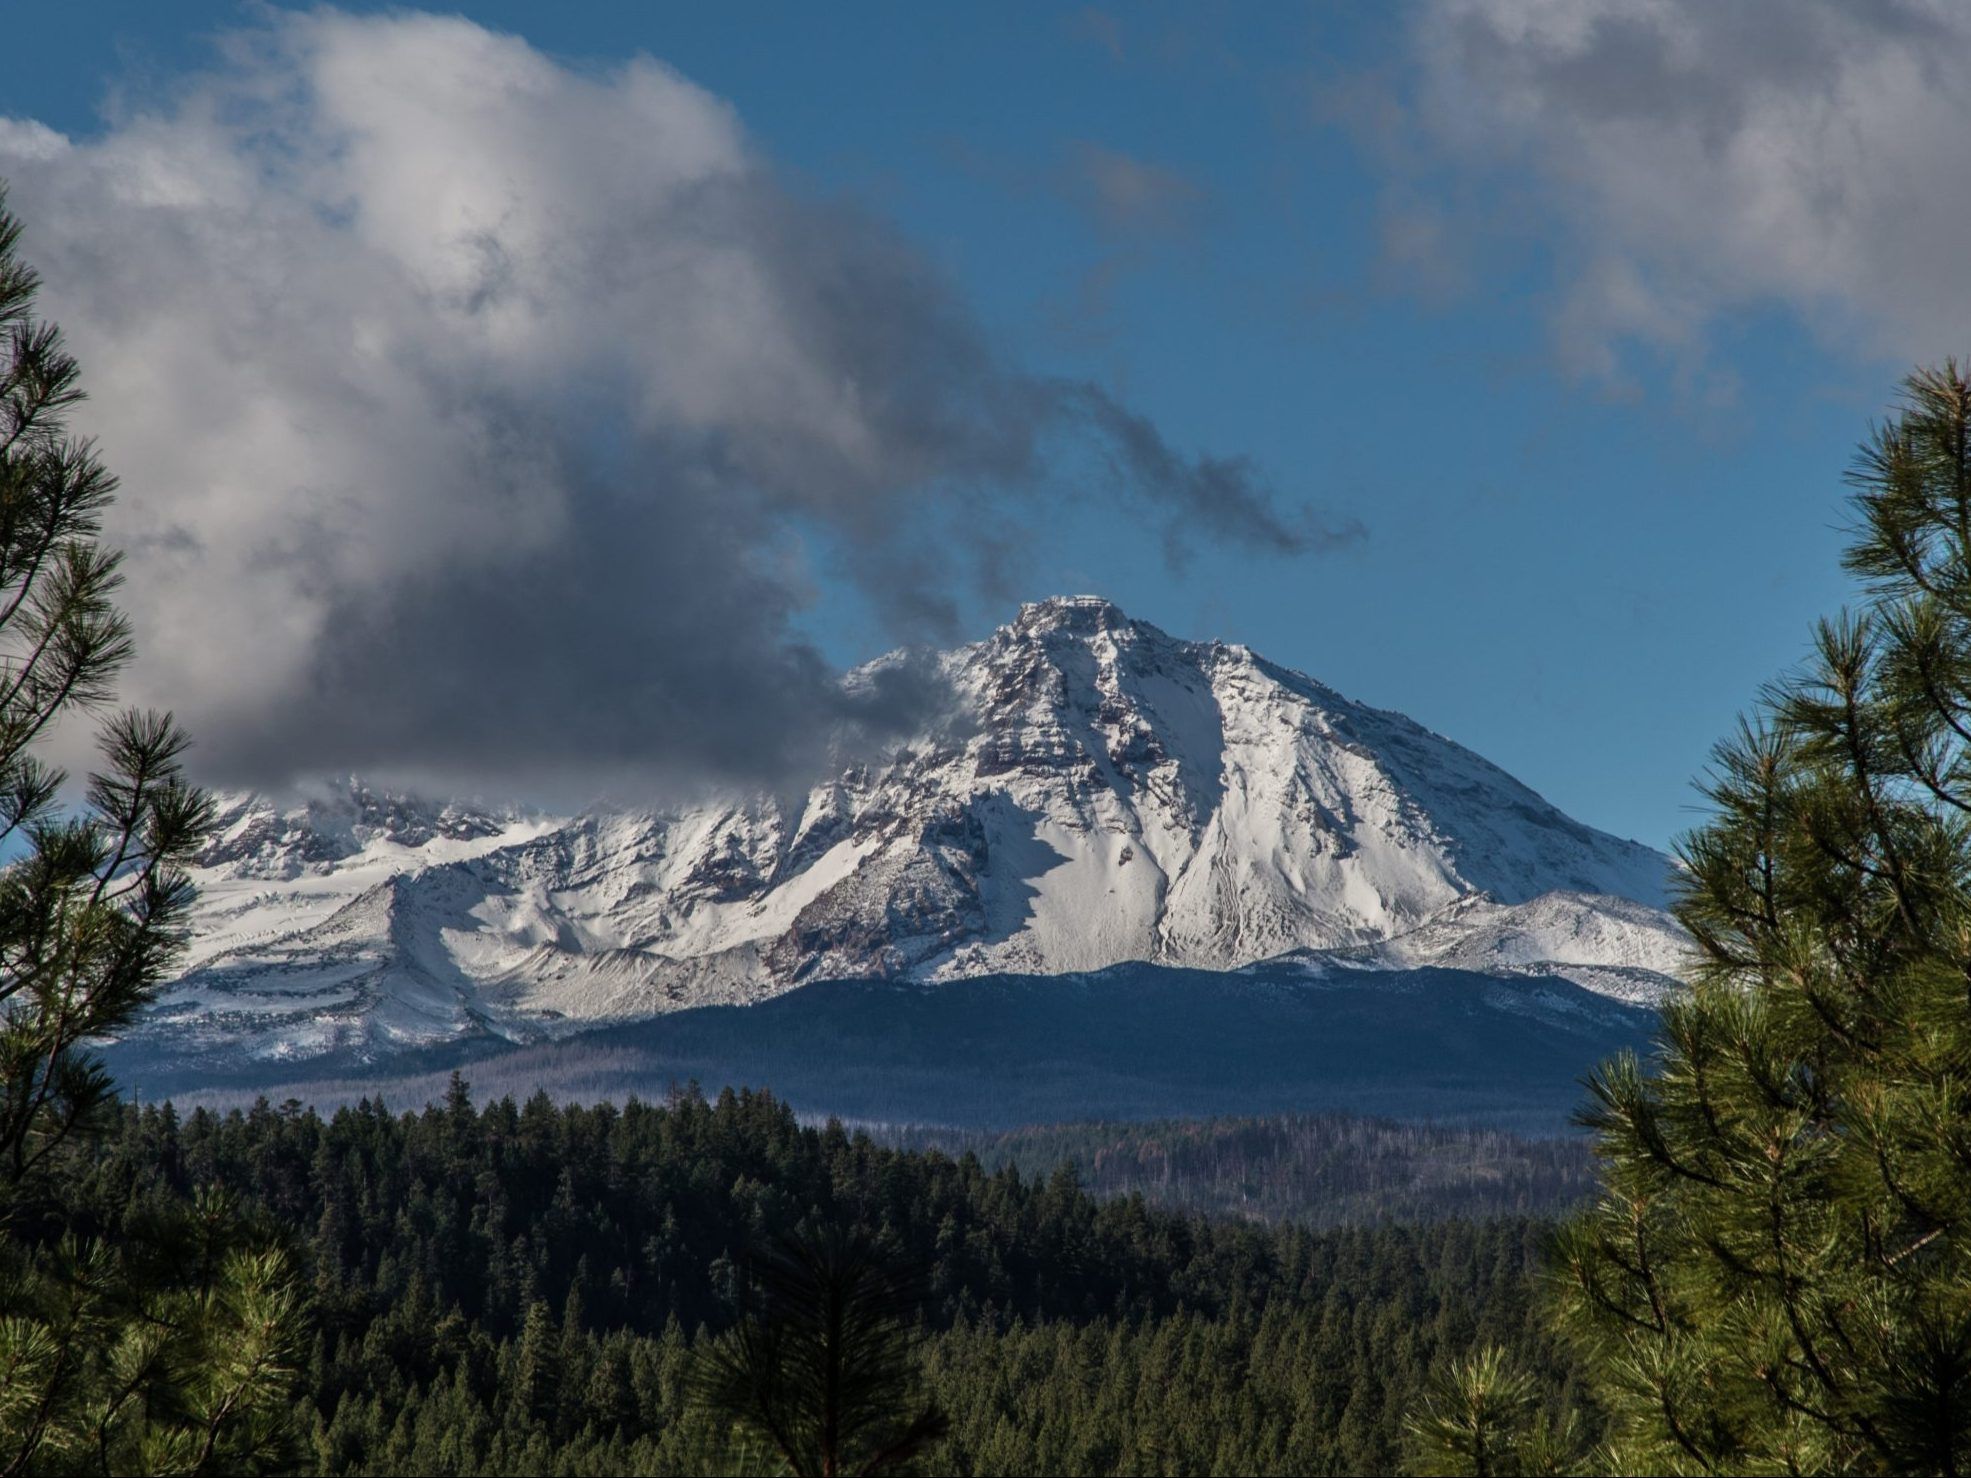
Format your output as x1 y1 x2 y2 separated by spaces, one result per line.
54 1083 1579 1475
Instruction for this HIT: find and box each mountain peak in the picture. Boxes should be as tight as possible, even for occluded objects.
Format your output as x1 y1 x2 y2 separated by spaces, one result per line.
1010 593 1136 636
145 599 1684 1074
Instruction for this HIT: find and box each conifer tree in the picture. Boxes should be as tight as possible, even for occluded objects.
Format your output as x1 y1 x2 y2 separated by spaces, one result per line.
0 1189 305 1475
0 184 304 1474
1549 363 1971 1474
0 187 209 1200
691 1227 948 1476
1405 1345 1581 1477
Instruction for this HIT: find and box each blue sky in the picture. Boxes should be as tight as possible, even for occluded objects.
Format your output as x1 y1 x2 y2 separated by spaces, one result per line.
3 1 1933 848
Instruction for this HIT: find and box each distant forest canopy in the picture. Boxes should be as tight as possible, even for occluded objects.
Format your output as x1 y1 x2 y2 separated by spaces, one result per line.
886 1111 1595 1227
57 1082 1579 1475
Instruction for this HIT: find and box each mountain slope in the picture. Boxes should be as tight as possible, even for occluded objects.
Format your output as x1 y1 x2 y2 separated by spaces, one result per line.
129 596 1685 1075
124 961 1664 1134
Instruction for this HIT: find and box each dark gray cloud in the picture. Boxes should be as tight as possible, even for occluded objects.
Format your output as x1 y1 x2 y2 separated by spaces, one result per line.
1063 386 1365 565
0 9 1346 797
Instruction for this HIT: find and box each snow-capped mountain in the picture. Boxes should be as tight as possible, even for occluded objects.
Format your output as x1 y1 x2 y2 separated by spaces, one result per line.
135 596 1686 1073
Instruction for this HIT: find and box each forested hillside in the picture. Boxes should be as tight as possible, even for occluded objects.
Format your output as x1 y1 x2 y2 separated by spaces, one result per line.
893 1113 1596 1226
57 1084 1584 1475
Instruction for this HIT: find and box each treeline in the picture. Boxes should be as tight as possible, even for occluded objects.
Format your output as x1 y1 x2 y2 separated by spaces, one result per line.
54 1083 1582 1474
890 1112 1597 1226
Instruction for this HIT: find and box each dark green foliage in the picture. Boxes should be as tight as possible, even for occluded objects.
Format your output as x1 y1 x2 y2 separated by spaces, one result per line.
1549 363 1971 1472
0 181 305 1473
53 1083 1581 1475
692 1228 947 1475
0 1190 305 1475
0 185 213 1203
1405 1345 1583 1477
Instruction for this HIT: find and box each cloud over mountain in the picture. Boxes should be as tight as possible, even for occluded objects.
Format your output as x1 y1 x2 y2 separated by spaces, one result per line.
0 9 1345 796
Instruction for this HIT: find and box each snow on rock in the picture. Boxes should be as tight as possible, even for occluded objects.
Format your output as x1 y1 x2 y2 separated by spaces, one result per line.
139 597 1687 1067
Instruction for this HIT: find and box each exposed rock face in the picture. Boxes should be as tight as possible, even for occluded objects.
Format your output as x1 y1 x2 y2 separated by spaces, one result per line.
138 596 1684 1070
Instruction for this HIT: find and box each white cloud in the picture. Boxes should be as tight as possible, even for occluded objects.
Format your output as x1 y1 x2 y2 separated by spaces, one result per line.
0 9 1333 795
1387 0 1971 379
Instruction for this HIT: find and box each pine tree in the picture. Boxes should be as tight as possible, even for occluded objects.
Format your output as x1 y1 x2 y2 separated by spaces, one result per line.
691 1227 948 1476
0 184 305 1474
510 1298 557 1430
0 189 215 1195
1550 363 1971 1474
1404 1345 1581 1478
0 1189 306 1475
